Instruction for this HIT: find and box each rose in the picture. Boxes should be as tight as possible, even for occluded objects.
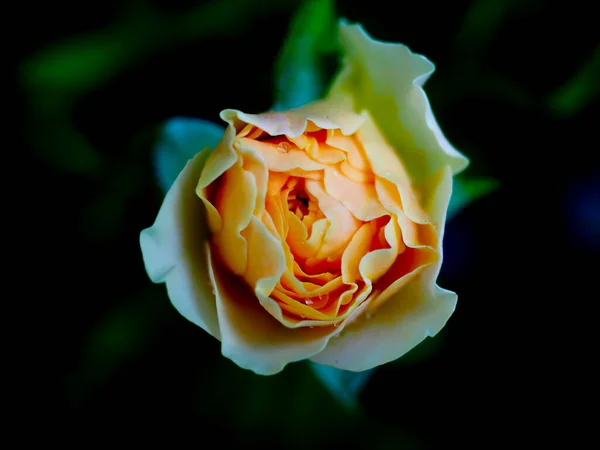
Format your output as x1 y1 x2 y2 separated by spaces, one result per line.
140 22 468 375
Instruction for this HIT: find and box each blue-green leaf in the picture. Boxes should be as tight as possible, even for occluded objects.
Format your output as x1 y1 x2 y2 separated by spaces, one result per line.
310 362 373 409
154 117 224 193
273 0 336 110
448 176 500 221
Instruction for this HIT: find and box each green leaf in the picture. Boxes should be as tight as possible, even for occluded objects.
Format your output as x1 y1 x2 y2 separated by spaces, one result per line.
448 176 500 221
26 109 104 176
154 117 225 193
273 0 337 110
310 362 373 409
547 44 600 117
68 287 169 406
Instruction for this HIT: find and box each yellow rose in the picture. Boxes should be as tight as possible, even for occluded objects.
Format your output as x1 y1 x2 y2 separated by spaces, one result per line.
140 22 468 375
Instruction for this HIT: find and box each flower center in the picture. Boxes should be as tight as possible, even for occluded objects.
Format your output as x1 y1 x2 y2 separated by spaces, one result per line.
286 178 312 218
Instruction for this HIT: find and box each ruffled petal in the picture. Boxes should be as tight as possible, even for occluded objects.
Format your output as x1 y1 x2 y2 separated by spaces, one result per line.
329 22 469 182
310 263 456 371
310 166 456 370
323 167 387 221
305 179 362 259
140 150 220 339
221 96 365 138
208 248 336 375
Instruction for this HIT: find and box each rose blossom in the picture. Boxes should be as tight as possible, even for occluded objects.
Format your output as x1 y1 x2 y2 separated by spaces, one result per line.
140 22 468 375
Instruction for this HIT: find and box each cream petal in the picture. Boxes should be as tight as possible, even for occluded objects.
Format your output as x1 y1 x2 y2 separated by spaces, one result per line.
419 164 454 232
357 111 430 226
208 245 338 375
329 21 469 183
220 96 365 139
310 165 457 371
310 263 456 371
196 125 238 233
140 150 220 339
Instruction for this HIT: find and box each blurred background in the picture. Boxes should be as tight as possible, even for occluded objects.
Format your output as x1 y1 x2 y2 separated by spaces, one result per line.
15 0 598 447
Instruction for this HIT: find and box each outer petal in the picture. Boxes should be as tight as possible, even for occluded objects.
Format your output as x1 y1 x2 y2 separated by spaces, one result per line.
220 95 364 138
208 246 343 375
140 149 220 339
310 167 455 370
329 21 469 182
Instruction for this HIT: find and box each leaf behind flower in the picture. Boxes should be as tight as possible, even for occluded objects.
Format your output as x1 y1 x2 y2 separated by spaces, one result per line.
310 362 374 410
272 0 337 111
448 176 500 221
154 117 225 193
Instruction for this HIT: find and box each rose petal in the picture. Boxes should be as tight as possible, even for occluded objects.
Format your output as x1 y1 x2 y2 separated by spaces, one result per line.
140 150 220 339
310 167 456 371
212 159 256 276
357 112 430 226
323 167 387 221
236 144 269 217
341 221 376 284
235 137 325 172
208 247 336 375
243 216 287 295
293 261 335 283
287 214 328 260
221 96 365 138
358 218 402 283
375 178 437 249
326 131 370 171
329 22 469 183
339 161 374 183
305 179 362 258
310 264 456 371
306 138 347 164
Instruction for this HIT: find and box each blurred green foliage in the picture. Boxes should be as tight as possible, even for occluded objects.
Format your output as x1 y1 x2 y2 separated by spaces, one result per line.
273 0 337 110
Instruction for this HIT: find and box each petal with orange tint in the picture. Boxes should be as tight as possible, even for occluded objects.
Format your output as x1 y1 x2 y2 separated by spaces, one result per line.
310 263 456 372
234 137 325 172
221 96 364 139
287 214 328 260
323 167 387 221
208 248 337 375
212 159 256 276
358 218 401 283
339 161 374 183
341 221 376 284
356 112 430 226
243 216 287 297
305 179 361 258
305 138 347 164
326 131 370 171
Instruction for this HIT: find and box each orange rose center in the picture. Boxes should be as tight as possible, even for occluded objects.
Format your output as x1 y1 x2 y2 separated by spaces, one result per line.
202 117 437 327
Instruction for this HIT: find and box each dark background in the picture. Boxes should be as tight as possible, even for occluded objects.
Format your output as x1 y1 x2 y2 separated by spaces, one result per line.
15 0 598 447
